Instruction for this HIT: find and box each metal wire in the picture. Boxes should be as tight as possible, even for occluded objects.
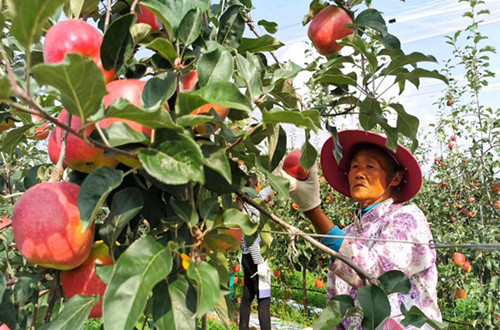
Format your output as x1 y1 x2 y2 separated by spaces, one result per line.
222 227 500 251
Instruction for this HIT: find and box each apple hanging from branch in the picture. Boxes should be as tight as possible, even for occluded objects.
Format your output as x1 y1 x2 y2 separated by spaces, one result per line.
307 5 353 56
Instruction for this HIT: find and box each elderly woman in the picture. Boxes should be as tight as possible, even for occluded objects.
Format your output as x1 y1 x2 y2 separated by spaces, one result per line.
283 130 442 329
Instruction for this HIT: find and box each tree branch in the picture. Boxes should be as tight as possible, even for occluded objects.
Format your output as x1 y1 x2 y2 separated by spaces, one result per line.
236 192 377 286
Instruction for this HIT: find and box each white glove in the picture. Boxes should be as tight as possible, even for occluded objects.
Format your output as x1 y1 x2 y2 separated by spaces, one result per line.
279 165 321 212
255 260 271 299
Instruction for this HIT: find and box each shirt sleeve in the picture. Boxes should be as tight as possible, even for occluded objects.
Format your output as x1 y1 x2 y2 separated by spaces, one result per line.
330 205 436 289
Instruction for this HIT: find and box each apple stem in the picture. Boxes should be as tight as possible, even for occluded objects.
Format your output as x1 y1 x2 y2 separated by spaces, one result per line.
130 0 140 14
236 191 377 286
50 114 71 182
94 123 112 147
104 0 112 31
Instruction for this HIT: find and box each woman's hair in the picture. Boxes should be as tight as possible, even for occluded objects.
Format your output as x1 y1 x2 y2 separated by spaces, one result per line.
246 173 259 188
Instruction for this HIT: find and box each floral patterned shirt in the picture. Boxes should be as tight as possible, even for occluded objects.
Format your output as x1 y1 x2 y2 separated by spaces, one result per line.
327 198 442 329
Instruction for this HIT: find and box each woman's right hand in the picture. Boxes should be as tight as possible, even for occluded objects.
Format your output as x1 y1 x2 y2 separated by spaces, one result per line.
279 164 321 212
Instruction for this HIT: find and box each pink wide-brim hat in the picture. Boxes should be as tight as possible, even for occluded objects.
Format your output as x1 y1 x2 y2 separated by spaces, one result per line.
320 129 422 203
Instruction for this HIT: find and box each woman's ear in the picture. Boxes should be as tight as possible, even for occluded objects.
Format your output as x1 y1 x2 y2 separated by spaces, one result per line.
390 171 403 187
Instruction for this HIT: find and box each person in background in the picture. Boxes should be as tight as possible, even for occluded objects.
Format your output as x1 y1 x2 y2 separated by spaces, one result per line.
281 130 442 329
238 173 271 330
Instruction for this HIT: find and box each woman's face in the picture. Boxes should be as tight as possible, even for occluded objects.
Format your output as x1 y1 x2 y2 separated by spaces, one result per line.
347 149 399 206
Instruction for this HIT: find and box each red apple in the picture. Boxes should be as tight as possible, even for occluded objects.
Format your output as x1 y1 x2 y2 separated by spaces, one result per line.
453 252 466 266
181 70 199 91
191 103 230 134
446 100 453 107
451 135 456 141
450 216 456 222
99 79 151 136
448 143 454 150
467 211 473 218
0 118 14 132
27 114 50 140
315 278 325 288
0 324 10 330
434 157 441 163
61 241 113 318
467 197 475 203
307 5 353 56
43 19 115 83
283 150 309 181
49 109 118 173
135 4 160 32
274 269 282 278
233 264 240 273
12 181 95 270
463 261 471 272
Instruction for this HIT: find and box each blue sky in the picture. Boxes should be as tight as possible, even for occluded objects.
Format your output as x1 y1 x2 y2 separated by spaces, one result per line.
248 0 500 154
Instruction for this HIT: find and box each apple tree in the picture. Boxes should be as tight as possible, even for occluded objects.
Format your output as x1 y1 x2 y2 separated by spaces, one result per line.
0 0 449 329
413 0 500 327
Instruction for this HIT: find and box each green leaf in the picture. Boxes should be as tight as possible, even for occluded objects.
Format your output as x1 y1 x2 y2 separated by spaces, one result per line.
170 197 199 226
106 98 180 130
138 130 205 185
143 72 177 111
192 82 252 111
386 52 438 75
103 236 173 330
95 264 113 285
237 35 284 53
0 275 5 300
313 295 355 330
152 278 197 330
235 53 263 101
270 61 303 84
316 74 358 87
141 0 210 40
64 0 100 19
39 295 99 330
400 305 448 329
78 167 124 230
186 261 220 317
338 34 378 72
10 0 65 49
0 76 12 101
144 38 178 65
197 46 234 86
268 124 287 172
378 270 411 295
301 140 317 170
217 5 245 48
357 285 391 329
100 121 150 147
201 144 232 183
99 188 144 255
31 54 107 121
354 8 387 34
257 19 278 34
388 103 419 151
0 125 31 155
178 8 202 45
101 13 136 72
262 109 321 132
395 68 448 87
203 159 246 194
222 208 258 236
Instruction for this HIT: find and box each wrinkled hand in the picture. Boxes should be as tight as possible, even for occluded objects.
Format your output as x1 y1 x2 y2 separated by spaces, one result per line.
279 165 321 212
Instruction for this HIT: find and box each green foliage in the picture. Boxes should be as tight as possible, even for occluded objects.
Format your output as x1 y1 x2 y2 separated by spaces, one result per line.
0 0 490 329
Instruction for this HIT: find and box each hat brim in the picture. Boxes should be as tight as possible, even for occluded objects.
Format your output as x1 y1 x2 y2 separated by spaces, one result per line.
320 130 422 203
